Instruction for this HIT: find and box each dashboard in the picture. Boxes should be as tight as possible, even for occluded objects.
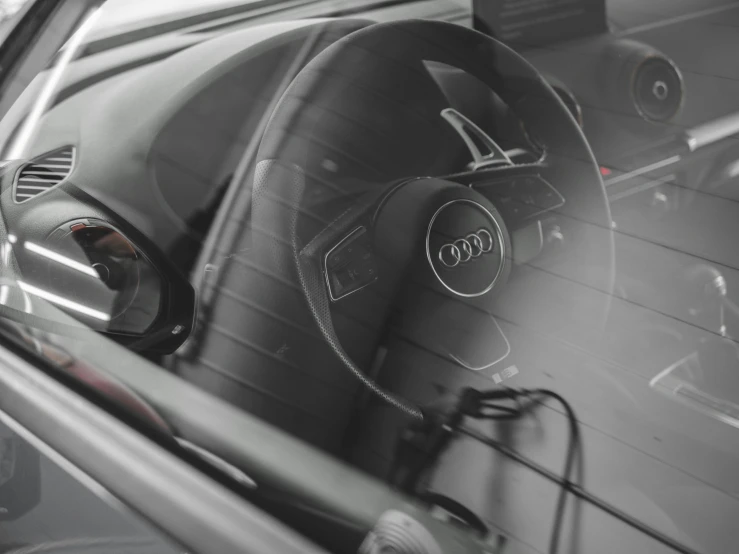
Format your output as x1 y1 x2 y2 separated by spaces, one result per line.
0 22 345 352
0 18 464 354
1 1 739 365
0 17 494 355
1 5 739 553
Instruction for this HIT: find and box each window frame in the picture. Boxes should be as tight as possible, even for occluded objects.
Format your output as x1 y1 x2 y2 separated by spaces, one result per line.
0 336 326 554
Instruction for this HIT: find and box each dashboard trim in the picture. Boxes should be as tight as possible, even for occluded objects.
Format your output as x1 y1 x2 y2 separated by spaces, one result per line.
685 112 739 152
12 146 76 204
603 155 680 187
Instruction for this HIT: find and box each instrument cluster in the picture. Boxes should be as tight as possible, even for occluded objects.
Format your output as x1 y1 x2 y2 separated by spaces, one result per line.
9 216 194 353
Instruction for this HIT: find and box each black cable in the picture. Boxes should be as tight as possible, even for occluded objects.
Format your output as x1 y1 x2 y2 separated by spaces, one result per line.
466 387 699 554
531 389 580 554
391 386 701 554
476 389 542 420
468 387 578 554
457 425 702 554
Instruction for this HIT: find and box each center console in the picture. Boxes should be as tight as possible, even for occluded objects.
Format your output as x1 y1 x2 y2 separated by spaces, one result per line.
470 0 739 421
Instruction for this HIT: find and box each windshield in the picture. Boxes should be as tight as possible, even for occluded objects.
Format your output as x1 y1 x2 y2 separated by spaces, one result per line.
0 0 737 552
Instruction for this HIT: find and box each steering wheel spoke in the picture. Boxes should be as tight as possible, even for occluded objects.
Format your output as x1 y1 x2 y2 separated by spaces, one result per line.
442 164 561 228
297 181 406 305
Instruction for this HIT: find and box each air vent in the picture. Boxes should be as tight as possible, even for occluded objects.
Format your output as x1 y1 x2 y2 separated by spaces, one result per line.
14 146 75 203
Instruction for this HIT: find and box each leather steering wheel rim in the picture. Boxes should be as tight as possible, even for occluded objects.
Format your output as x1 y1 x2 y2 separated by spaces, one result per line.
251 20 613 430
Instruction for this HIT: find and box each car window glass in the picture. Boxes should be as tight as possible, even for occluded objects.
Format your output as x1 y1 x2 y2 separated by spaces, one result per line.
0 1 737 553
0 417 181 554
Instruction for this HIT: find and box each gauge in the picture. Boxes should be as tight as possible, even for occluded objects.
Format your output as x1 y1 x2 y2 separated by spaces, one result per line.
20 219 162 335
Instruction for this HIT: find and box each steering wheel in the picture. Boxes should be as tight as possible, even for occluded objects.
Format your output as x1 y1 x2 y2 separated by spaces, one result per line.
248 20 613 445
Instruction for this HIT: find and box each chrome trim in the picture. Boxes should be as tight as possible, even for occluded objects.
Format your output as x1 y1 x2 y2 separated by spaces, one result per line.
504 148 531 159
448 314 511 371
440 108 512 169
652 81 668 101
603 155 681 187
684 112 739 152
438 229 494 268
323 226 377 302
425 199 506 298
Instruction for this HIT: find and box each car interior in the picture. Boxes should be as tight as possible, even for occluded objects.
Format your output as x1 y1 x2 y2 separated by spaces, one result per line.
1 0 739 552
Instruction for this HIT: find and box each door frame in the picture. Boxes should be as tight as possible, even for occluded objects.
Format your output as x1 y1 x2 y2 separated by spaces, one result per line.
0 337 326 554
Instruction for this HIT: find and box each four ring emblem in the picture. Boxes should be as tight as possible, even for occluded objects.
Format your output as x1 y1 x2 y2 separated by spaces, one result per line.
438 229 494 268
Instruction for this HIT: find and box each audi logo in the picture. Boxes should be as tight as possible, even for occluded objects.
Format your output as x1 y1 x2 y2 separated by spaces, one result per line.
438 229 494 268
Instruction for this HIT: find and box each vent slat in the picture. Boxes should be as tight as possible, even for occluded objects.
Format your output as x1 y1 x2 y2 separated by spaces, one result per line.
18 177 64 183
20 171 70 177
17 185 56 191
26 164 72 170
14 147 74 202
